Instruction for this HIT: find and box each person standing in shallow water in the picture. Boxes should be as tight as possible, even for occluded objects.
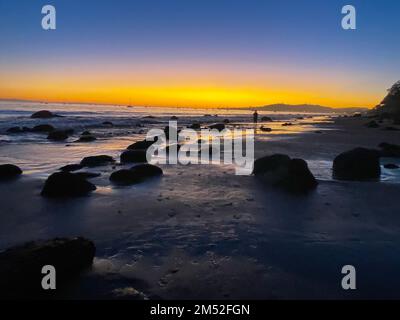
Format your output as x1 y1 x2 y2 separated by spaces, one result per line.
253 110 258 123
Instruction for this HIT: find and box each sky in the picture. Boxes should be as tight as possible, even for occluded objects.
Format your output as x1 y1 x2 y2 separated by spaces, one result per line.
0 0 399 108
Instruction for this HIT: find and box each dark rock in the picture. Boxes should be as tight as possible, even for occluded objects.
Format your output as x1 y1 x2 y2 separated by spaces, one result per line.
32 124 55 132
80 155 115 167
278 158 318 192
0 237 95 298
253 154 291 176
282 122 293 126
76 135 96 142
170 116 179 120
365 120 379 128
59 164 83 172
102 121 113 126
253 154 317 193
31 110 56 119
333 148 381 181
110 164 163 185
47 130 69 141
120 150 148 163
127 137 158 151
260 126 272 132
41 172 96 197
81 130 91 135
223 119 230 123
384 164 399 169
0 164 22 180
6 127 23 133
189 123 201 130
353 113 362 118
384 126 400 131
208 123 225 131
379 142 400 157
261 116 273 122
75 172 101 179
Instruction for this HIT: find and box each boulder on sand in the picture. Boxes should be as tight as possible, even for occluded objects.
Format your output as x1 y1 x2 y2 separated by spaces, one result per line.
47 130 69 141
110 164 163 185
31 110 57 119
0 237 95 298
378 142 400 158
41 172 96 197
253 154 317 193
0 164 22 180
80 155 115 167
333 148 381 181
120 150 148 163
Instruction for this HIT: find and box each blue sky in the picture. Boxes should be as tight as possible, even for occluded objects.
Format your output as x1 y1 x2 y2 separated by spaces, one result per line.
0 0 399 107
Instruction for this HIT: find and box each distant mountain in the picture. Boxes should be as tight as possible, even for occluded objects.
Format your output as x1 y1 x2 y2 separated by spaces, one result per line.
251 104 368 114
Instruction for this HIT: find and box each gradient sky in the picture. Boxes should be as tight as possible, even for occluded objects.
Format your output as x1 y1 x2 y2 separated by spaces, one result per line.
0 0 399 108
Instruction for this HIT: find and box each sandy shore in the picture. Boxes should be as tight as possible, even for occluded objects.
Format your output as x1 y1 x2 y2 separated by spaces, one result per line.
1 116 400 299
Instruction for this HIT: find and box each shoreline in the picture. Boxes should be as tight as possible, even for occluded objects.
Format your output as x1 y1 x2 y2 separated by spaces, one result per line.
1 115 400 299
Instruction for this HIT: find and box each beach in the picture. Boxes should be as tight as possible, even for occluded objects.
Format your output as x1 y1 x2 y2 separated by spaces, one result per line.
1 104 400 299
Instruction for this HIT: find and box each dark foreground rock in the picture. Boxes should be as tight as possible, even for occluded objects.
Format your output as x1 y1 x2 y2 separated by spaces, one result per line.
110 164 163 185
6 126 25 133
120 150 148 163
47 130 69 141
80 155 115 167
188 123 201 130
31 110 57 119
75 172 101 179
0 164 22 180
41 172 96 197
0 237 95 298
365 120 380 128
379 142 400 157
333 148 381 181
253 154 317 193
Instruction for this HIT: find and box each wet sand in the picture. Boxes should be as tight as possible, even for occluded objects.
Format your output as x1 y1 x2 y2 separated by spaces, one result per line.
1 116 400 299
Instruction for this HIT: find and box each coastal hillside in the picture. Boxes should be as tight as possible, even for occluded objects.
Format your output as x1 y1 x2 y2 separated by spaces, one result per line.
373 81 400 118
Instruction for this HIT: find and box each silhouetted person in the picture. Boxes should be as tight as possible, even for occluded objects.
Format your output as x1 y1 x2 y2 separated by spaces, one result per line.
253 111 258 123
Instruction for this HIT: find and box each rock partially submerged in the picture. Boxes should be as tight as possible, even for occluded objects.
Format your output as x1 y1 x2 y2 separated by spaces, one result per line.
110 164 163 185
59 164 84 172
384 163 399 169
253 154 317 193
208 123 225 131
333 148 381 181
41 172 96 197
32 124 55 132
260 126 272 132
365 120 379 128
120 150 148 163
0 237 95 298
76 135 96 142
0 164 22 180
261 116 273 122
80 155 115 167
31 110 58 119
47 130 69 141
379 142 400 158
